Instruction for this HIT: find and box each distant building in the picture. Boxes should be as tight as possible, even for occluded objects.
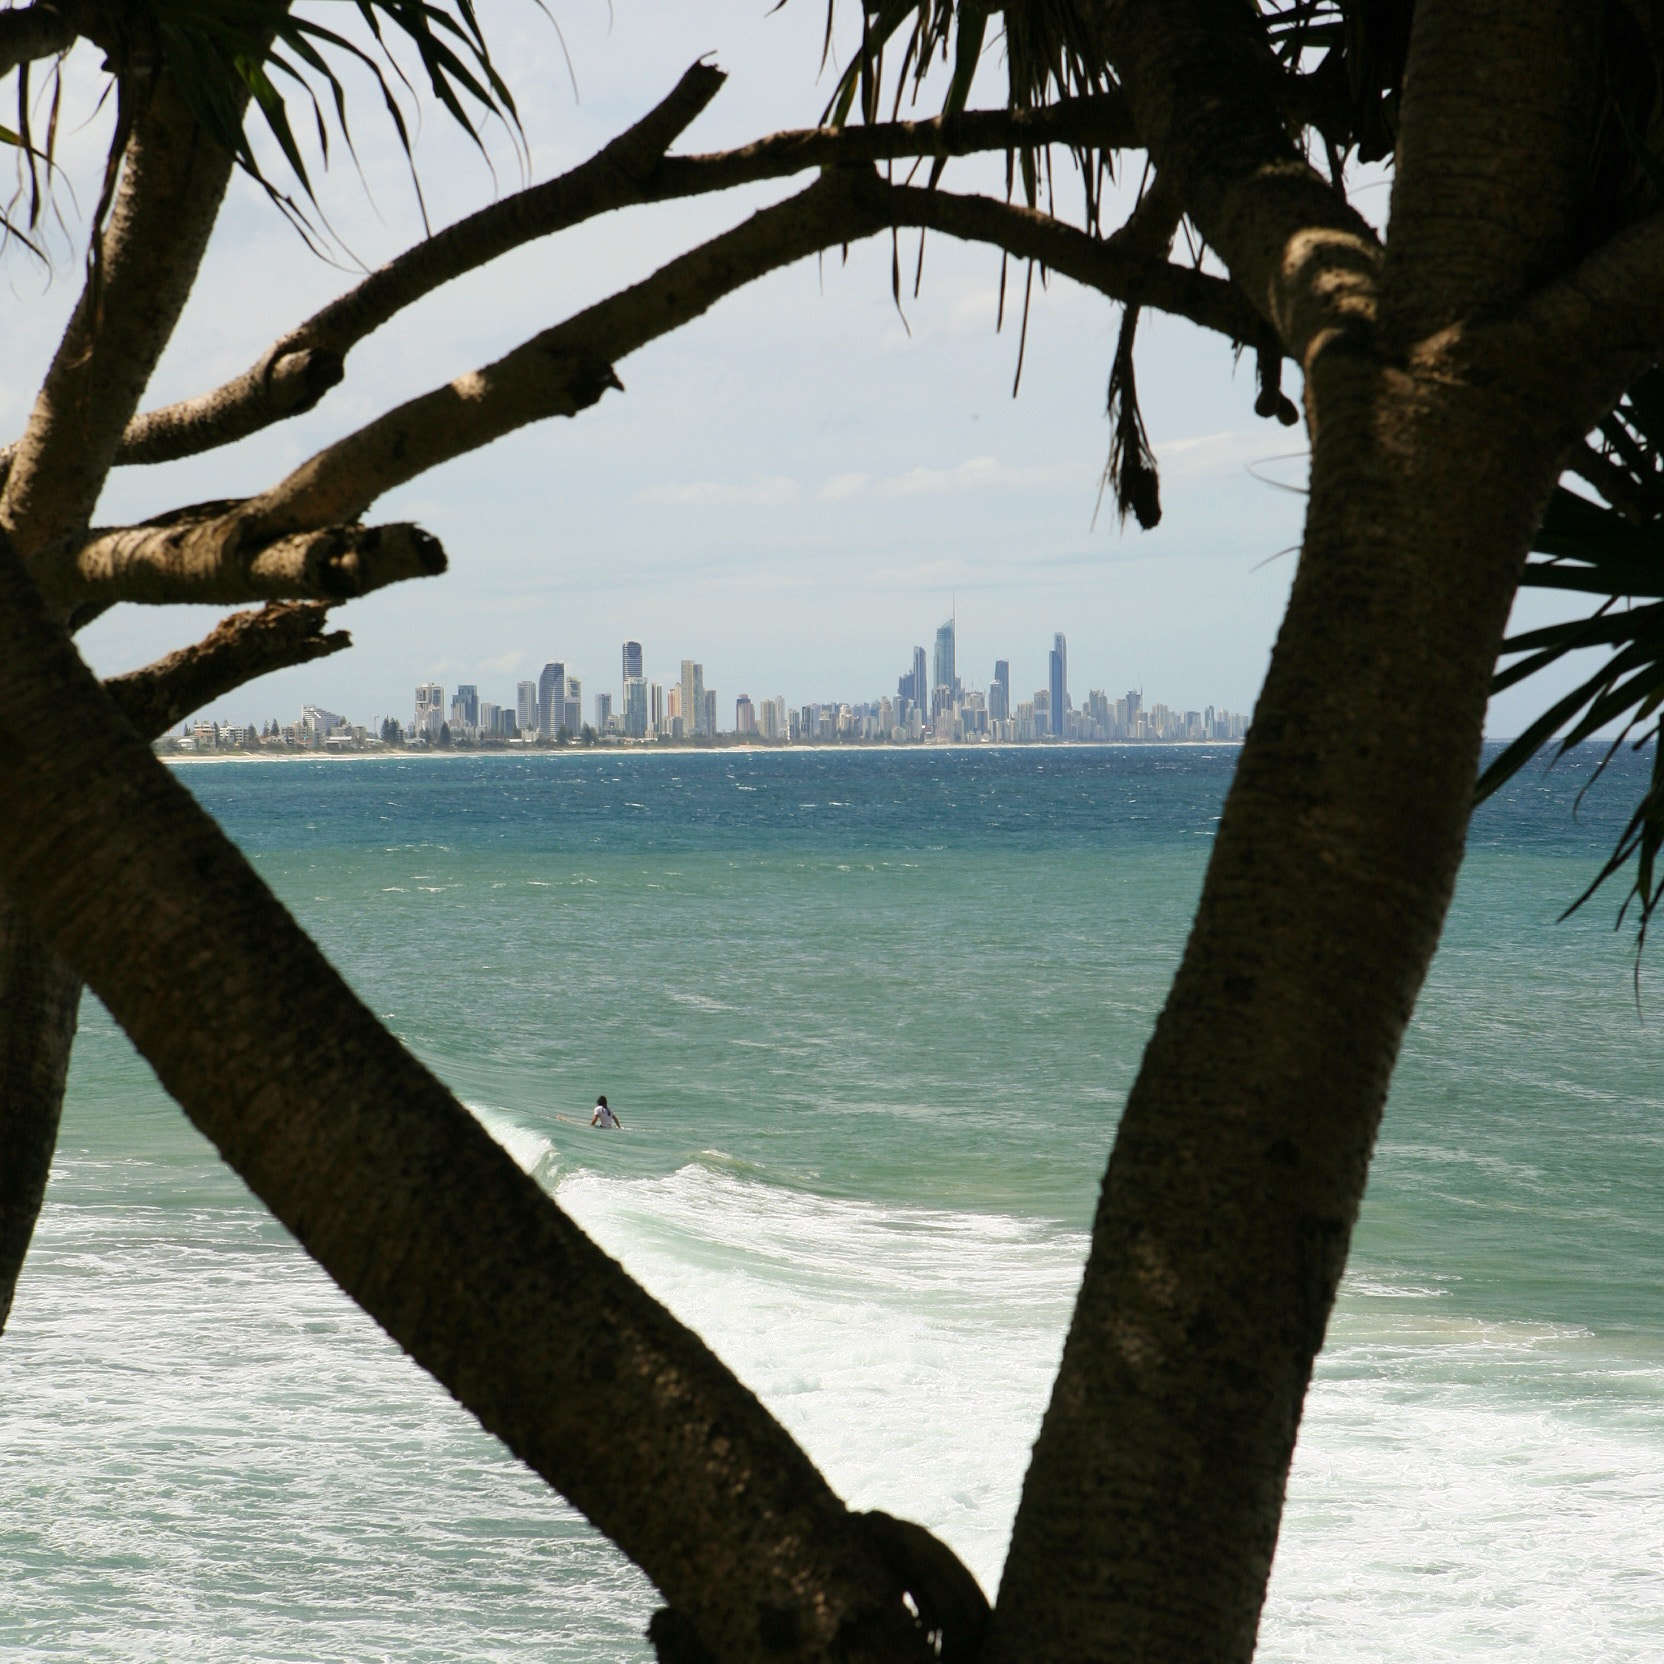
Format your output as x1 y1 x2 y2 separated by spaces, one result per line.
650 682 666 736
990 659 1010 722
681 660 706 736
595 691 613 730
517 680 538 733
414 682 444 739
538 662 565 738
735 694 756 735
303 704 347 746
563 677 582 736
702 688 717 739
622 640 643 685
1048 634 1068 737
624 677 648 737
933 617 956 703
453 684 478 727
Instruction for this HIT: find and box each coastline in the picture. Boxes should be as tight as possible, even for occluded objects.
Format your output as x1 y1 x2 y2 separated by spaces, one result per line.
158 738 1249 766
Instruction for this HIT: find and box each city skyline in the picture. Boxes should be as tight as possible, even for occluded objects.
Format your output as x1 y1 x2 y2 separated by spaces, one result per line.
159 611 1251 754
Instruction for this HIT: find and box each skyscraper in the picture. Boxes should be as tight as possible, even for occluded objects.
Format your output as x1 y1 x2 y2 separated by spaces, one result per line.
624 677 648 737
595 692 612 729
990 659 1010 722
516 680 538 733
622 640 643 687
1048 633 1068 736
538 661 565 738
912 645 927 711
681 661 707 737
933 617 956 699
453 684 478 727
563 677 582 736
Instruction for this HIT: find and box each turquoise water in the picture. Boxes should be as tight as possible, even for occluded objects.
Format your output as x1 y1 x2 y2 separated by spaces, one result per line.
2 747 1662 1660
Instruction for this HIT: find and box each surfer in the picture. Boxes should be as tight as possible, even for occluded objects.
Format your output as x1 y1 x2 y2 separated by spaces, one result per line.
590 1095 622 1130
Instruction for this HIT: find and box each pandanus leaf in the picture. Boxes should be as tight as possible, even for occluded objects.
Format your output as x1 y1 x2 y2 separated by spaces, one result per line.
1480 367 1664 965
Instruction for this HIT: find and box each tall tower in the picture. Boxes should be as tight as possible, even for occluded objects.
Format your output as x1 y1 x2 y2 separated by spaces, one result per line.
680 660 698 735
933 617 956 698
538 661 565 738
622 640 643 688
990 659 1010 722
1048 634 1068 736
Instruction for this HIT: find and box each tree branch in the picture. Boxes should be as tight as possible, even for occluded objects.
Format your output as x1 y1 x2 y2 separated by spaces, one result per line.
104 70 1139 469
2 67 241 556
228 167 1255 537
0 531 947 1664
33 505 445 612
105 602 349 740
0 2 84 80
872 176 1265 347
239 172 889 530
1091 0 1381 374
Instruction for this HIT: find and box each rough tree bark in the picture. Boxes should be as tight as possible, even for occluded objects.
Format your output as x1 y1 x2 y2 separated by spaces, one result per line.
986 4 1628 1661
0 600 360 1330
0 62 250 1333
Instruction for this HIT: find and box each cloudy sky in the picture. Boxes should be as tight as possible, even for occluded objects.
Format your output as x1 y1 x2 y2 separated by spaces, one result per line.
1 1 1580 733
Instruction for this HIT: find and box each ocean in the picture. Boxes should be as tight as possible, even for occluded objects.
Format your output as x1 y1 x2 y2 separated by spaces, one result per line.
2 745 1661 1661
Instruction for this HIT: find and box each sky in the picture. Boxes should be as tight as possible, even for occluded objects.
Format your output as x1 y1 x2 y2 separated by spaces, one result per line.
0 1 1591 734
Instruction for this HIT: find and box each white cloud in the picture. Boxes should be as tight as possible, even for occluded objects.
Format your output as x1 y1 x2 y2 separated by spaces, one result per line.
817 472 869 501
637 476 800 506
878 456 1078 498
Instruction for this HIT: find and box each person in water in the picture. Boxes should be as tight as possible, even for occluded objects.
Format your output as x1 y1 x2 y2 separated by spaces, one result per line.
590 1095 621 1130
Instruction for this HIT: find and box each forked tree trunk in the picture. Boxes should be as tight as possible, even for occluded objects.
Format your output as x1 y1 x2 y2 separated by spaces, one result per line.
985 354 1580 1662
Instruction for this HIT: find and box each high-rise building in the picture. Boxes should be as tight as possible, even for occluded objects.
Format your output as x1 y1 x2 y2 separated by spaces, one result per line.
563 677 582 736
933 617 956 700
414 682 444 738
538 662 565 738
990 659 1010 722
701 688 717 739
680 661 705 736
595 692 613 729
1048 633 1068 736
622 640 643 687
517 680 538 733
735 694 756 735
624 677 648 737
452 684 478 728
650 682 666 736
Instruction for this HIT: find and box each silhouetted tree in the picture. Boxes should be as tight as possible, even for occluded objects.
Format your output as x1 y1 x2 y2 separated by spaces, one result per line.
2 6 1663 1664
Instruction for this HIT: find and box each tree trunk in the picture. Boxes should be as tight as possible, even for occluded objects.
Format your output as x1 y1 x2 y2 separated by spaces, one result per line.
0 897 80 1332
987 349 1576 1663
0 538 936 1664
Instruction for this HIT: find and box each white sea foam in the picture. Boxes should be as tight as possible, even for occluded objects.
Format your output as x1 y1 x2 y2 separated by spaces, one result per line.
4 1110 1661 1662
552 1159 1085 1593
